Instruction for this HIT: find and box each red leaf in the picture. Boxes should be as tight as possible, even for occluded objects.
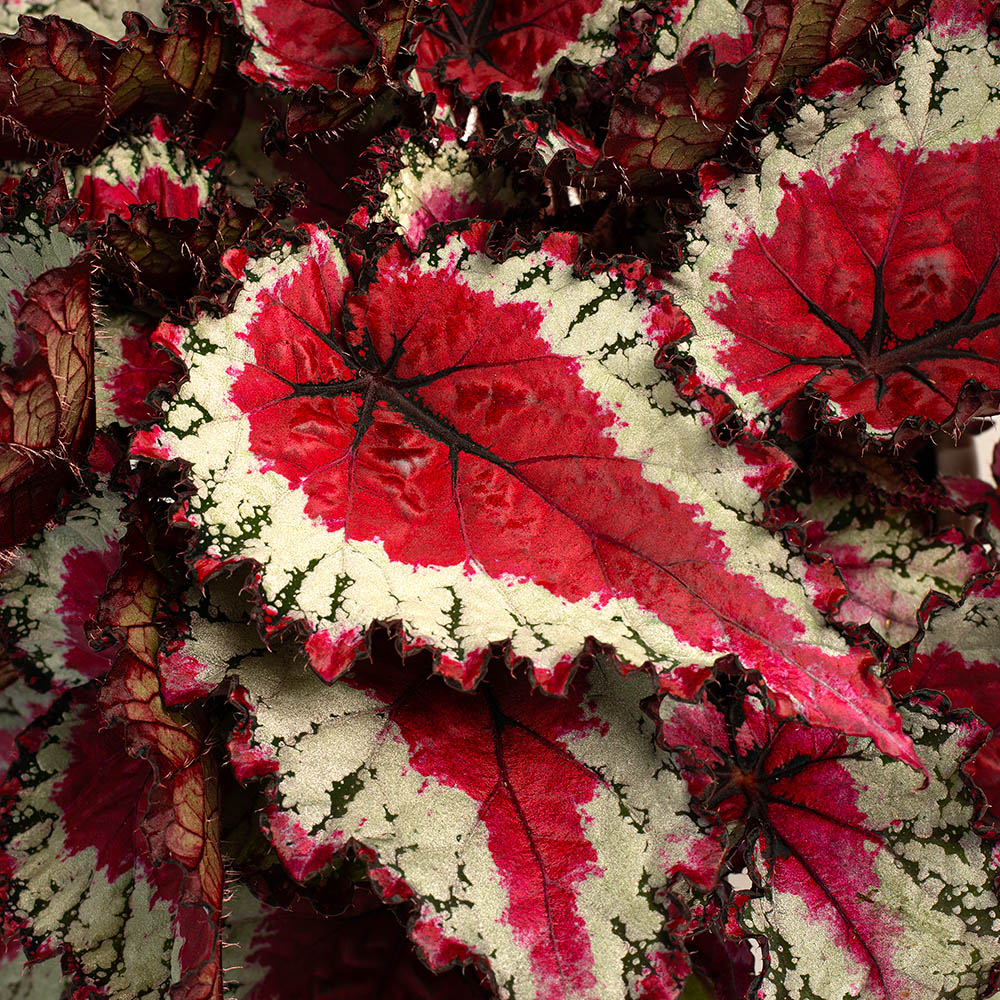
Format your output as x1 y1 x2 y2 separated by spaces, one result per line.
137 225 917 762
657 679 1000 1000
669 22 1000 438
161 614 718 1000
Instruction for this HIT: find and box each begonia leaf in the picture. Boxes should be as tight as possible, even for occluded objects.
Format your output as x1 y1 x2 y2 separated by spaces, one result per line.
891 577 1000 823
134 224 916 762
0 675 58 772
0 259 95 551
0 489 122 690
792 487 988 645
0 1 167 38
223 882 492 999
95 313 179 428
0 685 211 998
414 0 627 100
667 18 1000 438
161 622 716 1000
0 6 235 157
658 680 1000 1000
94 517 224 1000
229 0 373 91
360 128 527 249
603 0 908 183
67 127 213 225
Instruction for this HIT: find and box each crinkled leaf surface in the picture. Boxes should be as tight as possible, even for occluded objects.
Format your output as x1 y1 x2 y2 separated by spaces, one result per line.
136 224 915 761
603 0 904 181
669 20 1000 438
163 618 718 1000
223 882 492 999
0 489 122 690
658 683 1000 1000
0 7 233 156
67 127 213 225
0 0 167 38
891 577 1000 822
414 0 626 100
229 0 373 90
0 259 95 551
0 686 188 998
794 488 987 645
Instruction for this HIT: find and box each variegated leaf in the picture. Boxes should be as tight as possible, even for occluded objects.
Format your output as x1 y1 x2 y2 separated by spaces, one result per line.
134 224 916 762
0 490 122 691
67 125 213 225
891 576 1000 823
658 682 1000 1000
667 17 1000 438
162 614 717 1000
0 687 188 998
793 487 987 645
363 128 525 250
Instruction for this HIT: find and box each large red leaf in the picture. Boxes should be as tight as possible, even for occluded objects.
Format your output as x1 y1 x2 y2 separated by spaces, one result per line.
0 260 95 551
668 18 1000 438
134 224 916 763
160 613 718 1000
658 678 1000 1000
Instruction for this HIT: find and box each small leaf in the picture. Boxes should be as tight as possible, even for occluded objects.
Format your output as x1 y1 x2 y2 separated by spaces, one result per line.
0 259 95 551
